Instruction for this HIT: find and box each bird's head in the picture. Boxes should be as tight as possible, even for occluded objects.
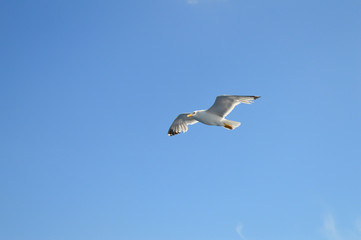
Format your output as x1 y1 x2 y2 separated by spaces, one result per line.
187 111 200 117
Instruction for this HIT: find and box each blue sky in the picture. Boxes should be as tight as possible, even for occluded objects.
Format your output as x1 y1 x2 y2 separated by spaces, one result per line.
1 1 361 240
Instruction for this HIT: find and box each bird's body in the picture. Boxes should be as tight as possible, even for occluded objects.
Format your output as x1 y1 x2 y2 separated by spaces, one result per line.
192 110 223 126
168 95 260 136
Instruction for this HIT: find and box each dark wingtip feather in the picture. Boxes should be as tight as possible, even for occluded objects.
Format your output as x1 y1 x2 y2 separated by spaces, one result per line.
168 129 180 136
254 96 261 99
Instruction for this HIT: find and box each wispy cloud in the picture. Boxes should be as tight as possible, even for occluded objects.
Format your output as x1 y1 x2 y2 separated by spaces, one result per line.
323 214 342 240
356 219 361 233
322 214 361 240
236 222 247 240
233 214 361 240
186 0 199 4
185 0 228 5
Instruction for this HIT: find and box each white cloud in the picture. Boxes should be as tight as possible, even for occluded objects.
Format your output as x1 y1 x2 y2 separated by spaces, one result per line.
324 215 337 236
236 222 247 240
233 214 361 240
323 214 342 240
356 219 361 233
322 214 361 240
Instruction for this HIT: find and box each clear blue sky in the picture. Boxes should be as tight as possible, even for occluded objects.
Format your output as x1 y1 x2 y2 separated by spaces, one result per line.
1 1 361 240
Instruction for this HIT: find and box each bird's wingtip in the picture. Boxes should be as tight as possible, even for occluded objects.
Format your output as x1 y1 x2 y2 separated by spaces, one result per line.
168 129 180 136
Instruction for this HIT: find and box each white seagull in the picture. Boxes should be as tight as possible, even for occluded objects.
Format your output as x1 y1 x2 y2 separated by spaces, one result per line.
168 95 260 136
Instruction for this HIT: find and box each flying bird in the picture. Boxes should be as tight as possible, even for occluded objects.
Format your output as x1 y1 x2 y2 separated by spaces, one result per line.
168 95 260 136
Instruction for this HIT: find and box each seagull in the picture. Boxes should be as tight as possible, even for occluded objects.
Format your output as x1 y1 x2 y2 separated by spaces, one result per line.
168 95 260 136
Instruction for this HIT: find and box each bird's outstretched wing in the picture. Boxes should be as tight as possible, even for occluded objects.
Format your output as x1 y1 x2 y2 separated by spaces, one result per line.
206 95 260 118
168 113 198 136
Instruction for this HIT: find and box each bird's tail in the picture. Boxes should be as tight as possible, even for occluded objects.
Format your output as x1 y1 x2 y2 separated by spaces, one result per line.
222 119 241 130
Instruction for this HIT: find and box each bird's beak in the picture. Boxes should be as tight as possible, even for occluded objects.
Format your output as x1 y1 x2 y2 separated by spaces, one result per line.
187 114 193 117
